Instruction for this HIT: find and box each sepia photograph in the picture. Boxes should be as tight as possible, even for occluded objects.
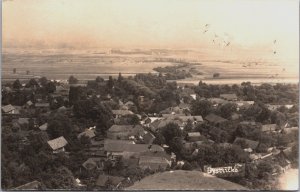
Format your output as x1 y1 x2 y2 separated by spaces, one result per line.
1 0 299 190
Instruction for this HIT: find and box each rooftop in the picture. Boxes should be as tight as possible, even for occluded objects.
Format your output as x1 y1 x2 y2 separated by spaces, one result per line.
47 136 68 150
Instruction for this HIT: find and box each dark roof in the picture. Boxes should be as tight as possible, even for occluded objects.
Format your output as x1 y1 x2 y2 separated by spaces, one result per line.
233 137 259 150
122 158 139 168
112 110 133 116
96 175 109 187
143 132 156 144
96 175 125 187
220 94 237 100
205 113 227 124
91 140 105 146
17 118 29 125
104 142 164 153
138 151 171 161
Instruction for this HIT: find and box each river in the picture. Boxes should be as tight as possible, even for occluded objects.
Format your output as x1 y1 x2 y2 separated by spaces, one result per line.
277 169 298 190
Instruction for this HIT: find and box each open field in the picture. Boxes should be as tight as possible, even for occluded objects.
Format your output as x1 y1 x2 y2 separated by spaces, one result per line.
2 49 298 84
126 170 248 190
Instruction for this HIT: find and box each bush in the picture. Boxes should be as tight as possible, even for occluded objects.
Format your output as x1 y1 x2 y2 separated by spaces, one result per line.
213 73 220 78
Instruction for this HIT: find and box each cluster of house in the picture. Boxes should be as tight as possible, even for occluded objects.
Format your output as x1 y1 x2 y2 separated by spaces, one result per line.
2 82 298 190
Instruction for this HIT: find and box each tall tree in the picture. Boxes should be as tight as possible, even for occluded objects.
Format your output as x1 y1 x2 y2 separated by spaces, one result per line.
191 99 213 116
13 79 22 89
68 75 78 84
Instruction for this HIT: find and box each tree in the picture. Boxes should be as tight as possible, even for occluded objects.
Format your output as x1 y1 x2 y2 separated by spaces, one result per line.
26 78 39 88
39 77 48 87
256 104 271 123
257 161 273 179
153 132 166 145
161 123 182 144
69 86 84 105
47 114 73 139
169 137 184 158
13 79 22 89
118 72 123 83
95 76 104 83
68 75 78 84
107 76 114 92
72 99 113 135
191 100 213 117
209 127 229 143
184 120 193 132
218 102 237 119
41 166 76 189
182 162 193 170
270 111 286 126
45 81 56 93
213 73 220 78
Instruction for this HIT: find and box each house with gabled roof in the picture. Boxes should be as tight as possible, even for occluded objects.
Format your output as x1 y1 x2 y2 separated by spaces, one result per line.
35 102 50 108
82 158 105 171
174 115 203 124
95 174 126 188
187 132 201 142
235 101 254 110
261 124 278 132
24 100 34 108
143 132 156 144
207 98 227 106
124 101 135 107
233 137 259 150
47 136 68 153
2 104 18 115
139 156 170 170
78 129 96 140
39 123 48 131
112 110 134 118
107 125 144 140
104 140 164 155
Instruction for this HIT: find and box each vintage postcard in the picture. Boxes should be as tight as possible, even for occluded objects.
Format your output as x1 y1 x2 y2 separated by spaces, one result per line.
2 0 299 191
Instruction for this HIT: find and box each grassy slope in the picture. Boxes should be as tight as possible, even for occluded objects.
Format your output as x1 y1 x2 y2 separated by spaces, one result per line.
126 170 248 190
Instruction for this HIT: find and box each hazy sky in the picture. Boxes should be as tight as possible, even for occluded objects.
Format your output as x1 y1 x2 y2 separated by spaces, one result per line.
3 0 299 53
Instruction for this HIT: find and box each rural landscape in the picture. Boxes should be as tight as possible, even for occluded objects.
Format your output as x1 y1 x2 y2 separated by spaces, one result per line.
2 0 299 191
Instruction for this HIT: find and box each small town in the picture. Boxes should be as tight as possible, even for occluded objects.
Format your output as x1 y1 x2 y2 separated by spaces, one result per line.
1 73 298 190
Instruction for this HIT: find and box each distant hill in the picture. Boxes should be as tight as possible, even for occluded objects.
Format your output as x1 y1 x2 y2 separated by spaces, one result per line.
126 170 248 190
